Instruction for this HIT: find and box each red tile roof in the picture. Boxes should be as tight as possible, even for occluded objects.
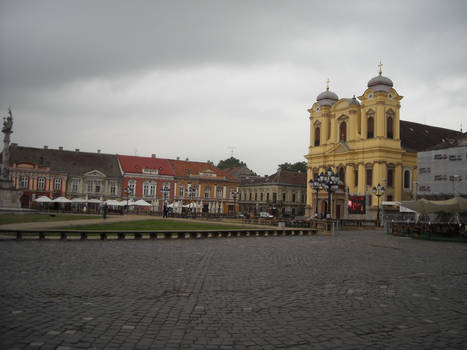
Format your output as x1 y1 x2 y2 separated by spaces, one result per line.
168 159 237 181
118 155 174 176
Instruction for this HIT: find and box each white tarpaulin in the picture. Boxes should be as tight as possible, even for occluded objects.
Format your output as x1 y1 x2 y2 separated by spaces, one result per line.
401 197 467 215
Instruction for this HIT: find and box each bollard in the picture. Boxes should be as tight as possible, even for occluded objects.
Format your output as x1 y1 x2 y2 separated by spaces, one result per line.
118 232 125 240
100 233 107 240
80 232 87 240
16 231 22 240
60 232 67 240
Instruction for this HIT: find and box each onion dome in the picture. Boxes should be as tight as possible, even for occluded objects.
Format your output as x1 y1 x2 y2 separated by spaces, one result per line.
368 63 393 92
316 79 338 106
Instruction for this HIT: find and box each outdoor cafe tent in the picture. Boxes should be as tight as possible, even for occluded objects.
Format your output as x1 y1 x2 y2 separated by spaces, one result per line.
34 196 52 203
71 197 86 203
401 197 467 215
86 198 102 204
52 197 71 203
134 199 151 207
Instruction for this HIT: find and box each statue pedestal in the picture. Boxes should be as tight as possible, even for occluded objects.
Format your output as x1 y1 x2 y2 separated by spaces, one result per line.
0 178 21 208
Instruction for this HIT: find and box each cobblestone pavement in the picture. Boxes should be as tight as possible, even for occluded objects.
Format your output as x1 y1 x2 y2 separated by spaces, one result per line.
1 231 466 350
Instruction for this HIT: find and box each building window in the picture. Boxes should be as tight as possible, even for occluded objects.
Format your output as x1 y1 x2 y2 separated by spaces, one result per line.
38 177 45 190
387 195 393 201
292 193 296 202
204 186 211 198
339 122 347 142
255 192 258 201
217 187 223 199
143 183 150 197
314 127 320 146
128 181 136 196
179 185 184 197
387 116 394 139
273 193 277 203
282 193 286 202
20 176 28 189
366 169 373 187
94 182 101 193
404 170 411 189
54 178 61 191
266 193 270 201
387 169 394 188
260 192 263 201
354 170 358 186
249 192 252 201
110 182 116 195
71 179 80 192
367 116 374 139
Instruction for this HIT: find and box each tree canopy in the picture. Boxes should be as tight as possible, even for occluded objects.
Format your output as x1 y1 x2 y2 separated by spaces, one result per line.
217 157 247 169
278 161 307 173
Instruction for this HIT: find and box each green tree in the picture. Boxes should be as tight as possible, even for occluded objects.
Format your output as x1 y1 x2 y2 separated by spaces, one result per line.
217 157 247 169
278 161 307 173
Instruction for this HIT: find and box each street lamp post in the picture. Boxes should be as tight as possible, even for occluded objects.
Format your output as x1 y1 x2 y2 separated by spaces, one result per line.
230 189 239 217
372 183 385 227
310 168 339 219
189 185 196 217
162 184 170 217
308 179 322 218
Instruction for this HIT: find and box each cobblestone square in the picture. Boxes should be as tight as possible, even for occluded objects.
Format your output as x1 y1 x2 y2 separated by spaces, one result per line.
1 231 466 349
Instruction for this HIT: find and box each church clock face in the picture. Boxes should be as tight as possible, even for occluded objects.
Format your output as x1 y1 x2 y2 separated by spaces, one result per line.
316 106 320 111
388 93 393 99
368 93 374 99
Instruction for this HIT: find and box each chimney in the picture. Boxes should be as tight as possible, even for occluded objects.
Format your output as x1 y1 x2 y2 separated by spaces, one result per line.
152 154 156 158
75 149 80 152
97 149 101 153
58 146 63 151
44 145 48 149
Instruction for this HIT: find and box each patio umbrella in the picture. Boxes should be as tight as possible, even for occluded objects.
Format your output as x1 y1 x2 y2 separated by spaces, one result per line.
401 197 467 215
86 198 102 204
52 197 71 203
134 199 151 207
71 197 86 203
34 196 52 203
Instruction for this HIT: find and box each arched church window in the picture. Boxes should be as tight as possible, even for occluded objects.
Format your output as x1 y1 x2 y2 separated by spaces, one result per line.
387 116 394 139
314 127 320 146
404 170 411 189
367 116 374 139
338 168 345 183
339 122 347 142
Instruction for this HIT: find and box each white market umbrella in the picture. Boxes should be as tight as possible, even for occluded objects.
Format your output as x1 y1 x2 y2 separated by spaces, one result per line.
71 197 86 203
134 199 151 207
34 196 52 203
52 197 71 203
86 198 102 204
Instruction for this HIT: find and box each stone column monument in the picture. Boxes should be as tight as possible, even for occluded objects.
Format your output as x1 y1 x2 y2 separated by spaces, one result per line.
0 108 21 208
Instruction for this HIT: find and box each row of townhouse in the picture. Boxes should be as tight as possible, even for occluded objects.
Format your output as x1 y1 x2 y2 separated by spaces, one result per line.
6 144 240 214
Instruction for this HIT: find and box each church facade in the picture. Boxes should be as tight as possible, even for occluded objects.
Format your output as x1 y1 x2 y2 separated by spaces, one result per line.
305 68 462 220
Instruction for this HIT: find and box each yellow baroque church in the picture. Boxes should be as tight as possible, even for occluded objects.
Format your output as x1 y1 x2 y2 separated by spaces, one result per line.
305 67 461 220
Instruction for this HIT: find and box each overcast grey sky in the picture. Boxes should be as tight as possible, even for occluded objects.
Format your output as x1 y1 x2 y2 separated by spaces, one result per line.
1 0 466 175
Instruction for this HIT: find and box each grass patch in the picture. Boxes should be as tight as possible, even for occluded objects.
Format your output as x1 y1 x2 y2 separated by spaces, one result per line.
74 219 250 231
0 213 99 225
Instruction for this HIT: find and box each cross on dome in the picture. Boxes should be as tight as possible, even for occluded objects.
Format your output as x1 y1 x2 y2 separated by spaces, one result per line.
378 60 383 75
